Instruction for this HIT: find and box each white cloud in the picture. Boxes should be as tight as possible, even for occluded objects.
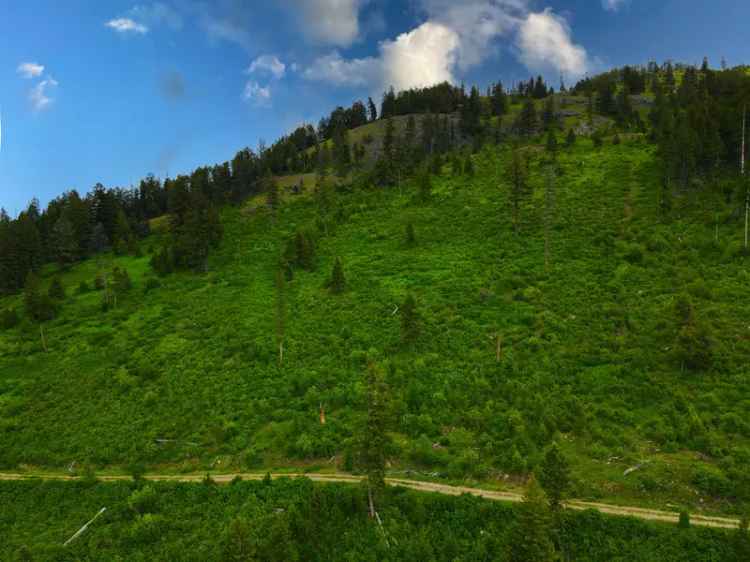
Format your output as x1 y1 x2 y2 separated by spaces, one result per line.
517 9 589 77
29 78 58 111
288 0 366 47
17 62 45 79
602 0 629 12
303 0 590 92
248 55 286 80
421 0 527 71
243 81 272 107
106 17 149 34
380 22 460 90
129 2 183 29
304 51 380 87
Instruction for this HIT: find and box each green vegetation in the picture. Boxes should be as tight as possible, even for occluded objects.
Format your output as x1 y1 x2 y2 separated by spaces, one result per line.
0 478 743 561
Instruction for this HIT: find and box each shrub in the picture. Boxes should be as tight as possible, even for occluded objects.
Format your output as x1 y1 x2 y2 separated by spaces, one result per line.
0 308 20 330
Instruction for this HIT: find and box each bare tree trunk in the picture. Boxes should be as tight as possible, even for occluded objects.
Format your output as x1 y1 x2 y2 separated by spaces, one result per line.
40 324 48 352
278 341 284 366
368 486 376 519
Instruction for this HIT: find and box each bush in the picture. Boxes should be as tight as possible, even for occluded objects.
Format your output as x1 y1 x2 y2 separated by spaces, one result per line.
0 308 20 330
76 280 90 294
128 485 158 514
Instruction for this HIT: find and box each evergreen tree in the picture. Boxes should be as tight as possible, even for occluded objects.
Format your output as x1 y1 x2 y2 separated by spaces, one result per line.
517 99 538 137
509 149 527 233
113 209 133 256
367 97 378 122
542 96 556 131
89 222 109 254
329 257 345 294
275 267 286 366
546 129 558 155
24 272 55 322
401 294 420 344
734 516 750 561
464 156 475 177
538 443 570 511
418 168 432 201
266 172 280 211
509 477 555 562
293 230 315 271
491 82 508 117
566 128 577 147
52 217 77 268
405 223 416 246
360 360 389 518
48 276 65 301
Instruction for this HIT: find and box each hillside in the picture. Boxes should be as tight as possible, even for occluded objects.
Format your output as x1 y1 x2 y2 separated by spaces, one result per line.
2 128 749 518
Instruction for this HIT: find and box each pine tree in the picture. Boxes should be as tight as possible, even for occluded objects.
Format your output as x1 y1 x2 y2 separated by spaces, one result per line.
275 267 286 366
546 129 558 155
24 272 55 322
329 257 345 294
405 223 416 246
566 128 576 147
464 156 475 177
48 276 65 301
360 360 389 518
509 149 527 234
542 96 556 131
538 443 570 511
517 99 538 137
509 477 555 562
113 210 133 256
401 294 420 344
52 217 77 268
266 172 280 211
418 168 432 201
367 97 378 122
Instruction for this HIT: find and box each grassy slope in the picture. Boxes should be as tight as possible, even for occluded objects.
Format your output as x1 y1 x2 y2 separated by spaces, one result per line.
1 134 749 516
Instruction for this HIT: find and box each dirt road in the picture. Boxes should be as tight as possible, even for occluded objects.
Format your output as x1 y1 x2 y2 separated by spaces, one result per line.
0 471 740 530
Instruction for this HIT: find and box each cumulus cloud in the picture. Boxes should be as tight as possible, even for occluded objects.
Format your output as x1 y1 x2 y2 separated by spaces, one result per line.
29 78 58 111
420 0 526 70
106 17 149 34
17 62 45 79
248 55 286 80
602 0 629 12
517 9 589 77
380 22 460 90
288 0 366 47
303 0 590 93
243 81 272 107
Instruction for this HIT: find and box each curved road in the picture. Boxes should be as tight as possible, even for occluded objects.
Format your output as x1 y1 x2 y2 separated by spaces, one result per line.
0 471 740 530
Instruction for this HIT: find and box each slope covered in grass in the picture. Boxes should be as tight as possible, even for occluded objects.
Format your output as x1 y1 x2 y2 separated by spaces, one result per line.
1 134 749 514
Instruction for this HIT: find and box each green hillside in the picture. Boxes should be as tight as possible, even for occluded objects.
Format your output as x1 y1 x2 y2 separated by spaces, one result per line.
1 478 742 561
2 131 748 517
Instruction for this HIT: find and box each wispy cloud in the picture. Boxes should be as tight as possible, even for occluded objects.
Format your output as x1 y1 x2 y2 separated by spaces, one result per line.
29 78 59 111
248 55 286 80
243 81 271 107
106 17 149 34
287 0 367 47
602 0 629 12
17 62 45 79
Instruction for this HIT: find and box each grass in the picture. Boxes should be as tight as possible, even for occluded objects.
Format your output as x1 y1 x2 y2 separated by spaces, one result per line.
1 133 749 517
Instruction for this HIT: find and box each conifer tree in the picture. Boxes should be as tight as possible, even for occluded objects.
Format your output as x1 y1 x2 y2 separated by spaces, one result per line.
542 96 556 131
367 97 378 122
517 99 538 137
509 149 527 234
405 223 416 246
566 128 576 147
48 276 65 301
546 129 558 155
418 168 432 202
509 477 555 562
401 294 420 344
538 443 570 511
275 267 286 366
52 217 77 268
329 257 345 294
360 361 389 518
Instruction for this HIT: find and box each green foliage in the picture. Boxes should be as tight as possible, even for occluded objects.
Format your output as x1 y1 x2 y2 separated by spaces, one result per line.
47 276 65 301
679 510 691 528
23 272 55 322
509 478 555 562
328 257 346 294
405 223 416 246
1 307 20 330
400 294 420 344
538 443 570 510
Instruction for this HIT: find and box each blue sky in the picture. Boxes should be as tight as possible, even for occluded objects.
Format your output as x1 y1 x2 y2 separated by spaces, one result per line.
1 0 749 214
